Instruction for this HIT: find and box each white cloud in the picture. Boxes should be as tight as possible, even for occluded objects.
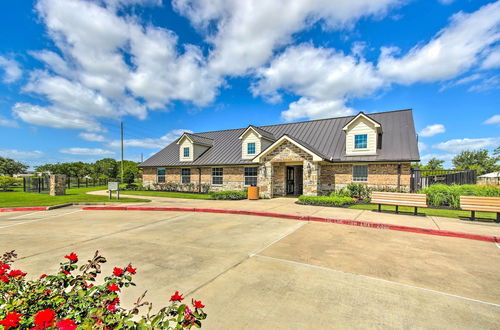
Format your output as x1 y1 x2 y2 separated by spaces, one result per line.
438 0 454 5
481 46 500 70
30 50 72 77
420 152 455 168
418 141 427 152
60 147 115 156
78 132 107 142
174 0 405 76
0 116 18 128
252 44 384 120
108 129 189 149
0 149 44 159
378 1 500 84
484 114 500 125
433 137 500 152
12 103 103 132
467 74 500 93
419 124 446 137
0 56 22 83
439 73 483 91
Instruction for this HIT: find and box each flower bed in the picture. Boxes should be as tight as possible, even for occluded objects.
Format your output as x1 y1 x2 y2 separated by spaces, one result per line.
297 195 356 207
0 250 207 329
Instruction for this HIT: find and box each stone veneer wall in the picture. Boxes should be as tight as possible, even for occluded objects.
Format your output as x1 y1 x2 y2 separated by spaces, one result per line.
49 174 66 196
319 163 411 193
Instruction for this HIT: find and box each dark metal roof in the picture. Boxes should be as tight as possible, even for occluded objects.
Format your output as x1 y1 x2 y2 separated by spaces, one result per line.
183 133 213 147
249 125 276 141
140 109 420 167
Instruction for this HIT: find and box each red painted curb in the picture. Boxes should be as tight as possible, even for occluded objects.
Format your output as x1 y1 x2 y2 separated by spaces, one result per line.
81 206 498 243
0 207 47 212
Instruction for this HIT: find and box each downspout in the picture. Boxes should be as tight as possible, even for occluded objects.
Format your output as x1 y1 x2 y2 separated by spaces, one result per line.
397 163 401 190
198 168 202 193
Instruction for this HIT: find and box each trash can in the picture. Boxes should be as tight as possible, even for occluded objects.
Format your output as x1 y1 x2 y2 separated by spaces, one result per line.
248 186 259 200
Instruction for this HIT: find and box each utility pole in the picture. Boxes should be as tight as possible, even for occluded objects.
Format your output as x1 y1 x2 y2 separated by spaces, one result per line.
121 121 124 184
141 153 143 162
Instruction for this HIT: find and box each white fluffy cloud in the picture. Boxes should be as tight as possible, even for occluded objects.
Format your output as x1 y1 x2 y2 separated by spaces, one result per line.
108 129 189 149
434 137 500 152
174 0 405 76
481 47 500 70
0 56 22 83
78 132 107 142
377 1 500 84
0 116 18 128
60 147 115 156
484 114 500 125
0 149 44 159
419 124 446 137
252 44 384 120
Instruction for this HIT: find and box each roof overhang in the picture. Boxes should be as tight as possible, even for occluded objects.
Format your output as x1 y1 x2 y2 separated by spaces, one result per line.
252 135 324 163
238 126 274 141
342 112 381 131
176 133 193 145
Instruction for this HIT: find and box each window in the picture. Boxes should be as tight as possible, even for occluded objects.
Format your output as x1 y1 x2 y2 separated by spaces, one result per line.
212 168 223 185
354 134 368 149
183 147 190 158
247 142 256 155
244 167 258 186
181 168 191 184
157 168 166 183
352 165 368 182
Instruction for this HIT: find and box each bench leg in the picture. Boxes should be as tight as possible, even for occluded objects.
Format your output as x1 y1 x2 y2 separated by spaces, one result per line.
414 207 417 216
378 204 381 212
496 212 499 223
395 205 399 214
471 211 475 221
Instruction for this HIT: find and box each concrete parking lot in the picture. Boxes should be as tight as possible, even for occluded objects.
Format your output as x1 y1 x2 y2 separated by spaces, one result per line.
1 207 499 329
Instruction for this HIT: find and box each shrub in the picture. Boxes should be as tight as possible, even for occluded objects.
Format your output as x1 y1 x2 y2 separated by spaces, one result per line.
420 184 500 208
152 182 211 194
298 195 356 206
210 190 247 200
0 250 207 329
0 176 17 191
332 183 371 200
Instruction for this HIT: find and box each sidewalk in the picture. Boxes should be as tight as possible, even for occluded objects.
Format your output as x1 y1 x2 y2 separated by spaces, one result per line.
87 190 500 238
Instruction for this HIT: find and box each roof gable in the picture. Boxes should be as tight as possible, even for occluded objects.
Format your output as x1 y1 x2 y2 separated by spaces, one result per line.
252 134 325 162
238 125 276 141
342 112 381 131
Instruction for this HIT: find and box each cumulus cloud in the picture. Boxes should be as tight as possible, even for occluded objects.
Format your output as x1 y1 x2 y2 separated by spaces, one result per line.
79 132 107 142
60 147 115 156
0 116 19 128
433 137 500 152
419 124 446 137
484 114 500 125
377 1 500 84
0 149 44 159
0 56 22 83
174 0 405 76
108 129 189 149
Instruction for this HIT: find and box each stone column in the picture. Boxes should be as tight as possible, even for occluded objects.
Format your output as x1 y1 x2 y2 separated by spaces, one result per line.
49 174 66 196
258 162 273 198
302 160 321 196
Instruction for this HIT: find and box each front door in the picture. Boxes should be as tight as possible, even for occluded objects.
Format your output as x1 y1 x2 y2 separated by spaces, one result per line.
286 166 295 195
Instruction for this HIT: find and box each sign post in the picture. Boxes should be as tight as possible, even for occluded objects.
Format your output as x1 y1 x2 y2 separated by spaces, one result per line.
108 182 120 200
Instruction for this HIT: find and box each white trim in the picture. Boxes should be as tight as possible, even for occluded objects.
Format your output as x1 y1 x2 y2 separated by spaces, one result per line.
176 133 193 145
252 135 324 163
342 112 381 131
238 126 274 141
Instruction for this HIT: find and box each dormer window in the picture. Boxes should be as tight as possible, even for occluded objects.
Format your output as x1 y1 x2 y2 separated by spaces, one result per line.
247 142 256 155
183 147 190 158
176 132 213 162
354 134 368 149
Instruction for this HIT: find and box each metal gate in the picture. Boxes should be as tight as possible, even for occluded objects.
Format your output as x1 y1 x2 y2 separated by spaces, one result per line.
410 168 477 192
23 176 50 193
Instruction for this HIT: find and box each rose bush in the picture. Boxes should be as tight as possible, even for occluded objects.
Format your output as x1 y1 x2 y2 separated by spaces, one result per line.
0 250 207 329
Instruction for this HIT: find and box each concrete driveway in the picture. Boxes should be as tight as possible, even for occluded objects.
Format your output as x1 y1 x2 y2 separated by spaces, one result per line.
0 208 499 329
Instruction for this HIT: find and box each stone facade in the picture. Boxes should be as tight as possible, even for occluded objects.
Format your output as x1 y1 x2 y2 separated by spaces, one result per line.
49 174 66 196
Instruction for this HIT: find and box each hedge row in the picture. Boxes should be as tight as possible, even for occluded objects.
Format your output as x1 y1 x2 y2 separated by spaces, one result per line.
420 184 500 208
209 190 248 200
297 195 356 207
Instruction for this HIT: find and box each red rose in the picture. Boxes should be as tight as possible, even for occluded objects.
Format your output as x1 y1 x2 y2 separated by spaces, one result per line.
40 274 47 279
169 291 184 302
107 283 119 292
0 275 9 283
56 318 77 330
107 303 117 312
126 264 137 274
112 267 124 277
193 300 205 308
33 309 56 329
8 269 27 278
0 311 22 330
64 252 78 263
59 270 71 275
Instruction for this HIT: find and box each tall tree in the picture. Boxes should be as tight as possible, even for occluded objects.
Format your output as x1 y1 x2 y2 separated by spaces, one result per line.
0 157 28 176
452 149 499 175
92 158 119 179
423 158 445 170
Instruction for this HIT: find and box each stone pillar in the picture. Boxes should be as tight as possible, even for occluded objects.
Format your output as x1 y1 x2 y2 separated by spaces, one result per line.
50 174 66 196
302 160 321 196
258 162 273 198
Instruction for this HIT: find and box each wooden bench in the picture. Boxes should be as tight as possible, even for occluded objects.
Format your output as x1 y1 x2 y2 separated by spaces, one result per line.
371 191 428 215
459 196 500 222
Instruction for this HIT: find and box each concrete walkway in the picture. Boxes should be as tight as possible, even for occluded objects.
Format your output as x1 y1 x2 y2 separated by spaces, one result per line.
87 190 500 237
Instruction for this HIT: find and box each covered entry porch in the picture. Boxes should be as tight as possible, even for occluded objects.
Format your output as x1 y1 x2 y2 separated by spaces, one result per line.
271 162 304 197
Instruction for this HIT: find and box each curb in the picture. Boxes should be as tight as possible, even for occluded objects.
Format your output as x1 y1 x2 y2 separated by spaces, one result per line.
81 206 499 244
0 207 48 212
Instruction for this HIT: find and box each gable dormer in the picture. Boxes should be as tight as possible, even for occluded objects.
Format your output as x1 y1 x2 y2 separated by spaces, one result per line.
238 126 276 160
176 133 213 162
342 112 381 156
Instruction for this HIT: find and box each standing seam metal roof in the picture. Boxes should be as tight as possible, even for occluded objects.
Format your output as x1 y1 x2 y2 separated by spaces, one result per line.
140 109 420 167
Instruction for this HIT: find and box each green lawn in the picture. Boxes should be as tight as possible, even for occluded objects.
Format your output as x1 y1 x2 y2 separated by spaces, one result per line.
349 203 497 221
0 186 149 207
119 190 213 200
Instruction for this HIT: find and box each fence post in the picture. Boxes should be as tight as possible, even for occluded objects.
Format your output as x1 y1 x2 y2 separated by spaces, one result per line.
23 177 26 192
77 178 80 188
38 178 41 193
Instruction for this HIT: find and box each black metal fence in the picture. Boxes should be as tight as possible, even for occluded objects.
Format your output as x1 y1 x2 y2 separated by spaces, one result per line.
410 168 477 192
23 176 112 193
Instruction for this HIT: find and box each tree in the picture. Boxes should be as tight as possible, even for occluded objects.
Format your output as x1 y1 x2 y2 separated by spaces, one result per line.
0 176 17 191
452 149 499 175
92 158 119 179
423 158 445 170
0 157 28 176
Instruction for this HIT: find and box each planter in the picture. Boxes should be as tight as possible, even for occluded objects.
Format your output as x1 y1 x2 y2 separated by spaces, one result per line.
248 186 259 200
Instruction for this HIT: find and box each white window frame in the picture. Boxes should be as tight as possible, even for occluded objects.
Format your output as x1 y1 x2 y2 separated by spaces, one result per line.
157 168 166 183
247 142 256 155
354 134 368 149
212 168 223 185
181 168 191 184
352 165 368 182
183 147 190 158
244 167 258 186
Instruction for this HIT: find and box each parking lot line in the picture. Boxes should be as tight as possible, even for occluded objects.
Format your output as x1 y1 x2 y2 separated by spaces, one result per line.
253 254 500 308
249 222 306 257
8 210 45 219
0 209 83 230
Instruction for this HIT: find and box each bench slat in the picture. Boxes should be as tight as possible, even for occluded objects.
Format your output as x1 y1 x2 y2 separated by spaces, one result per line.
371 192 428 208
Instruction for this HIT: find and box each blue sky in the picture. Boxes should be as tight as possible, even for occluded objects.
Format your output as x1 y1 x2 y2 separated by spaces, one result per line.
0 0 499 168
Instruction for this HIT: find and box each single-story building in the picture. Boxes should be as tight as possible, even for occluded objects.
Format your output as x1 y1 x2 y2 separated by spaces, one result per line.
140 109 420 197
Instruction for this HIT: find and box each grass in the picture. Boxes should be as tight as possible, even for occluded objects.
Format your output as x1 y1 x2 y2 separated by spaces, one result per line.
0 186 149 208
119 190 213 200
349 204 497 221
